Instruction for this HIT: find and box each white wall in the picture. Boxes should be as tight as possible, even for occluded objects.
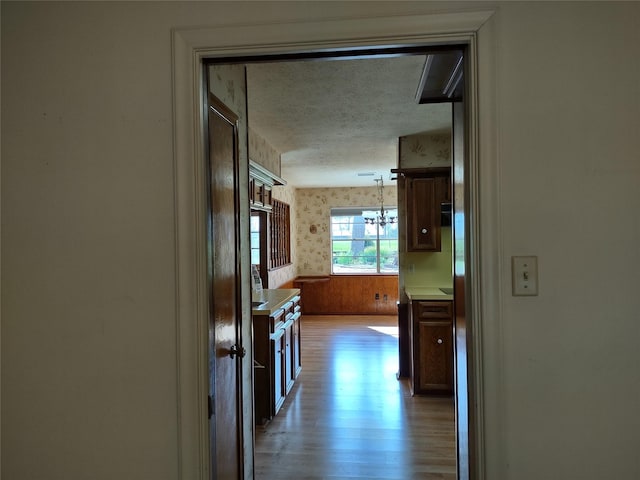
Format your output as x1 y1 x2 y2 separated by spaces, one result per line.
487 3 640 479
2 2 639 480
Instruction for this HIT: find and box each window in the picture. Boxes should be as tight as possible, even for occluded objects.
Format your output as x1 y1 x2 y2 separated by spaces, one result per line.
250 212 261 265
330 207 398 274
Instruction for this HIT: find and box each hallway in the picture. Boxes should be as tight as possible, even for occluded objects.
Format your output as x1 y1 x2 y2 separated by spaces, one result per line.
254 315 456 479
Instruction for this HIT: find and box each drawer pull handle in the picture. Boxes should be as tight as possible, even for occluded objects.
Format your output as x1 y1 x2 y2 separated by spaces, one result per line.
421 228 428 234
437 338 443 345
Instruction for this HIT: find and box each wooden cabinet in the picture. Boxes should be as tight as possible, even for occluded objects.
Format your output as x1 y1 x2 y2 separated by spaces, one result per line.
249 176 273 211
404 170 451 252
249 160 285 212
253 291 302 424
409 300 454 395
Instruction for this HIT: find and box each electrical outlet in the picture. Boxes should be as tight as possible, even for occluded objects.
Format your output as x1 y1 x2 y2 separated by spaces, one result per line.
512 256 538 296
383 294 388 302
375 293 380 300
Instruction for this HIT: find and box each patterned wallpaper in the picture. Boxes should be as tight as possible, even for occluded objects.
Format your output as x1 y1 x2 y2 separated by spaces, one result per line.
399 132 451 168
295 185 398 276
208 65 248 166
249 128 281 176
248 127 297 288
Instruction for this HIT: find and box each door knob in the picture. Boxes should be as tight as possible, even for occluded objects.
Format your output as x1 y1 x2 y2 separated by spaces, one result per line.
421 228 428 234
229 345 246 359
436 338 443 345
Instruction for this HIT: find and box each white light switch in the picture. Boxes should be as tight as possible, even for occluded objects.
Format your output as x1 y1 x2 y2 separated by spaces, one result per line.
512 256 538 296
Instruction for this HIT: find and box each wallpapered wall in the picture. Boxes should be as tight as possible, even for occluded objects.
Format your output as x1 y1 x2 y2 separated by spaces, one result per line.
209 65 248 170
399 132 451 168
249 127 280 176
248 127 297 288
295 185 398 276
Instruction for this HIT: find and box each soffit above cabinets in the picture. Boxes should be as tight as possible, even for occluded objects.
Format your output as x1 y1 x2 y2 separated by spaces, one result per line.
415 50 465 104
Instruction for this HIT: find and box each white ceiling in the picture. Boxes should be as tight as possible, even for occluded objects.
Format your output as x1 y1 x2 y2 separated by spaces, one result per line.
246 55 452 188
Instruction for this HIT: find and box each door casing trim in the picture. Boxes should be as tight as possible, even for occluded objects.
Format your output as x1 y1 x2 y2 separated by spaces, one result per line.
171 9 496 480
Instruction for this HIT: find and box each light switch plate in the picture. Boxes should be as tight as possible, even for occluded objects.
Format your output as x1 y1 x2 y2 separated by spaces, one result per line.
512 256 538 296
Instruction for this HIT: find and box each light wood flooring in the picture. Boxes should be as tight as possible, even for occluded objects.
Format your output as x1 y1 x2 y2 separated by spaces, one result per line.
254 315 456 479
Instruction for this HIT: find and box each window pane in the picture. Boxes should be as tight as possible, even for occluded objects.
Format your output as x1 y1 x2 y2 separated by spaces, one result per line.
330 208 398 274
250 215 260 265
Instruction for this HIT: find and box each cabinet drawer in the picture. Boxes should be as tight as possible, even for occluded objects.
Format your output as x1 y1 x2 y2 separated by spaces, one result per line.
282 301 294 315
415 301 452 319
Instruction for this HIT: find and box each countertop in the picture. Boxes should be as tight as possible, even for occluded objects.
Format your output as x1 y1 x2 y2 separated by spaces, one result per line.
405 287 454 301
251 288 300 316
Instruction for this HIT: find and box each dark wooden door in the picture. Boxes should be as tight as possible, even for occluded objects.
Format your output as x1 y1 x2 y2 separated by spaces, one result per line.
207 92 243 480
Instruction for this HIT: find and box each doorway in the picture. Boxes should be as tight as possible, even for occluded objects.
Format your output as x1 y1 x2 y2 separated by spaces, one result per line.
173 11 490 480
209 47 468 480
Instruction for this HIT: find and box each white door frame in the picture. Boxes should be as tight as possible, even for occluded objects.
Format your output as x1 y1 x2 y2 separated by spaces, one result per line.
172 10 496 480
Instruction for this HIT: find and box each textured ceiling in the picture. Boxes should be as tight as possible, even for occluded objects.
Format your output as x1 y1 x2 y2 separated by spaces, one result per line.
246 56 452 188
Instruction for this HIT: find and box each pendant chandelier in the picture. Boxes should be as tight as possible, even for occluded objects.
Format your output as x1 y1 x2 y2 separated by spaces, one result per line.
364 176 397 227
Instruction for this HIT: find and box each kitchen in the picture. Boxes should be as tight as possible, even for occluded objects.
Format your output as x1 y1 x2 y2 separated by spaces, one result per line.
232 50 463 476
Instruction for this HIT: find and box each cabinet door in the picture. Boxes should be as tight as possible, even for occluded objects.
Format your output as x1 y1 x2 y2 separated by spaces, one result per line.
252 178 263 206
406 176 440 251
292 310 302 379
437 174 452 203
416 320 453 393
272 333 286 415
263 185 272 209
284 321 294 394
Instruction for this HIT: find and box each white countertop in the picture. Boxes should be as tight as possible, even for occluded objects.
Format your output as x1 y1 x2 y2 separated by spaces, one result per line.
405 287 453 301
251 288 300 316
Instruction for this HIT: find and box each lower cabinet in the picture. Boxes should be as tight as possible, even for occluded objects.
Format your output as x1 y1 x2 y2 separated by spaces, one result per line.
253 292 302 424
409 300 454 395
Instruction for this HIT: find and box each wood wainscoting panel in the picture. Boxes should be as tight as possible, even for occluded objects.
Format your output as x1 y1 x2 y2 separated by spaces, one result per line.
294 275 398 314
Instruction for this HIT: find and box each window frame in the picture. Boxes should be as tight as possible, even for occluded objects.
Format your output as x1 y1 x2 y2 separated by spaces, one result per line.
330 206 399 275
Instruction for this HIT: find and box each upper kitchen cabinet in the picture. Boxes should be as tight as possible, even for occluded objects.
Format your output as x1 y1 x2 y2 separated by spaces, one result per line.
249 160 286 212
399 168 451 252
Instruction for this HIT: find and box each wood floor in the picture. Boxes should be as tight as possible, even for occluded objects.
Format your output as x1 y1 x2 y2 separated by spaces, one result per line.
254 315 456 479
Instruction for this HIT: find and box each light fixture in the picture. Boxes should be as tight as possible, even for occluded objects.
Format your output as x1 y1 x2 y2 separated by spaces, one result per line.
364 176 397 227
